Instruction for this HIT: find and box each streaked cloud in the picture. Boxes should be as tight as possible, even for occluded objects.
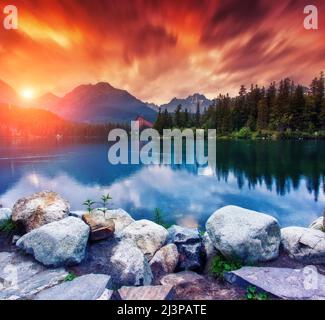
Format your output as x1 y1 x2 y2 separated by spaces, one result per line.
0 0 324 103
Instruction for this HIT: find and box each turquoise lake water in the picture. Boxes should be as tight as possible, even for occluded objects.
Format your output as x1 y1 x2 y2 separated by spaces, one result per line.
0 139 324 228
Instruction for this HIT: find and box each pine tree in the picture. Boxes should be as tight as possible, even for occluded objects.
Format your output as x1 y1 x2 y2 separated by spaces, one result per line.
257 97 268 130
175 104 182 127
290 85 306 131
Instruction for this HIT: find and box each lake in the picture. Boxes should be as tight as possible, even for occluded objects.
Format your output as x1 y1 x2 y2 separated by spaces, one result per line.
0 138 324 228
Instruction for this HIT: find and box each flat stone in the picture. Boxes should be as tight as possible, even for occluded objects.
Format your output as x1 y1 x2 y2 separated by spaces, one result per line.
0 251 68 300
82 212 115 241
118 285 175 300
34 274 112 300
225 266 325 300
97 289 120 300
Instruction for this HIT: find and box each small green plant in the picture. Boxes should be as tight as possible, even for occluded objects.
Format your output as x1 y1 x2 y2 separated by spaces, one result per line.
83 199 96 214
83 194 113 214
98 193 113 214
64 272 77 282
246 286 269 300
153 208 173 229
0 219 17 234
210 255 242 279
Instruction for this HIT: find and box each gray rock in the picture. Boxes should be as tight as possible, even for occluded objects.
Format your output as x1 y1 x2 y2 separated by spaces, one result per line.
34 274 111 300
168 225 201 244
76 238 153 288
12 191 70 232
120 219 168 260
167 225 204 271
309 217 324 231
206 205 281 264
281 227 325 264
0 208 12 224
16 217 89 267
0 251 68 300
118 285 175 300
225 266 325 300
150 244 179 281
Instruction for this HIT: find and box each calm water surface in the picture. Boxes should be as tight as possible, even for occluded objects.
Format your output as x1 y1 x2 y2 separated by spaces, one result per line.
0 138 324 228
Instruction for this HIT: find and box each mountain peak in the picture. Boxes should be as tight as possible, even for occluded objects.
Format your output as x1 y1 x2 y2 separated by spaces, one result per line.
160 93 212 113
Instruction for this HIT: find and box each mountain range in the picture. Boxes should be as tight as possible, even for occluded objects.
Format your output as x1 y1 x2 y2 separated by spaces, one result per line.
0 80 212 124
0 81 157 124
156 93 213 113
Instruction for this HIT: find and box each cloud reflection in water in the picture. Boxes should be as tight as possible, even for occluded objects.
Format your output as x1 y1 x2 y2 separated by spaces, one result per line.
0 165 324 228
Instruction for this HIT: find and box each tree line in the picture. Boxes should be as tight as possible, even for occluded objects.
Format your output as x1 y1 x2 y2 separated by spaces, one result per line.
154 72 325 138
0 104 129 138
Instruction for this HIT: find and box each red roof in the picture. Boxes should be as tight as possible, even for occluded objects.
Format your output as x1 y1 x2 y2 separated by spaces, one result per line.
135 116 153 128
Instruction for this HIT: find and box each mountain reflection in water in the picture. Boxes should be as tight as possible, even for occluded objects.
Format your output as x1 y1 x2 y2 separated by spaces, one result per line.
0 139 324 228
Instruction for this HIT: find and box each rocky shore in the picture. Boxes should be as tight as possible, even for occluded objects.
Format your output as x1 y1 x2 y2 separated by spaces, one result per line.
1 191 325 300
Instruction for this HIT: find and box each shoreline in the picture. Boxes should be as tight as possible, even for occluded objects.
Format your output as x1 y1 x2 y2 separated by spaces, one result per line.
1 192 325 300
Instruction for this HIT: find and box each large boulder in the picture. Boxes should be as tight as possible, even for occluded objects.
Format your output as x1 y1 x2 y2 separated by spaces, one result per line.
281 227 325 264
0 208 12 225
12 191 70 232
120 220 168 260
74 238 153 288
34 274 112 300
149 244 179 281
167 225 204 271
16 217 89 267
206 206 281 264
309 217 324 232
82 212 115 241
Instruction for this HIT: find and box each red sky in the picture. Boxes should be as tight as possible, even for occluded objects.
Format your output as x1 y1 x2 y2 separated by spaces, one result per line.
0 0 324 104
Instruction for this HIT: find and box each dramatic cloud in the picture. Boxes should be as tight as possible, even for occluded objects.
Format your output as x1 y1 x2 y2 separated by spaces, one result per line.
0 0 324 103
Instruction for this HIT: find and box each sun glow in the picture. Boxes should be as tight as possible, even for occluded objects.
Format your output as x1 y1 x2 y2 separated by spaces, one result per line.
21 88 35 100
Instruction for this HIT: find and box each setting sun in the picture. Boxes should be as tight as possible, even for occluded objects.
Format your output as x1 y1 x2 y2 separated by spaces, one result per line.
21 88 34 100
